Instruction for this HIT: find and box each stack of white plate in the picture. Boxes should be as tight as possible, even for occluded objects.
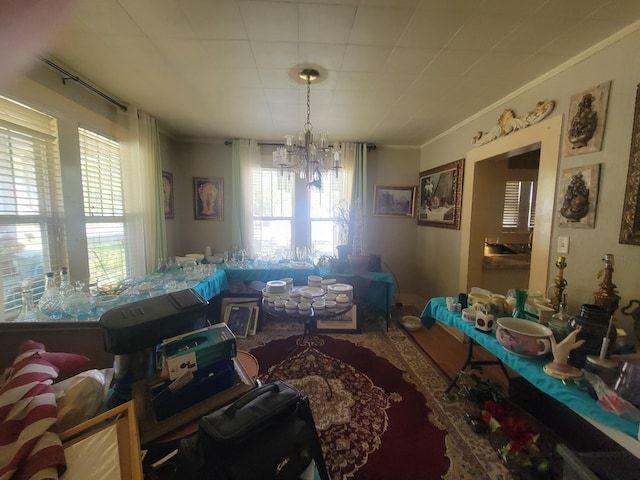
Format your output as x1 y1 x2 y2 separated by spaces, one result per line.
266 280 286 294
327 283 353 300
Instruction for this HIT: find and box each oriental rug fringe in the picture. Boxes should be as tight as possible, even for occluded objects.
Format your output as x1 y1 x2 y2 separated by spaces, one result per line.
237 311 512 480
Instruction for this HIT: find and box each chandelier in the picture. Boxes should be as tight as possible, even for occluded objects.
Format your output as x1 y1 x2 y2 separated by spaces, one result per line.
272 68 341 188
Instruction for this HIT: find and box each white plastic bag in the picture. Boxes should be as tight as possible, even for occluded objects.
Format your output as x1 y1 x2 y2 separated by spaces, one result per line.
54 368 114 431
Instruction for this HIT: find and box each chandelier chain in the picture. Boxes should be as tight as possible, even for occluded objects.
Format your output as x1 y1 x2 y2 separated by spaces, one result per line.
306 75 311 129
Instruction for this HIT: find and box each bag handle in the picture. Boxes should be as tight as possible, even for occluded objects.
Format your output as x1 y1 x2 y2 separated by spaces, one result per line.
225 382 281 417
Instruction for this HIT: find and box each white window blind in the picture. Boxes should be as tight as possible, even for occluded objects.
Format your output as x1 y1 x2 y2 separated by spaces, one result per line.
251 168 293 257
502 180 536 231
0 96 66 320
78 127 128 287
502 181 521 229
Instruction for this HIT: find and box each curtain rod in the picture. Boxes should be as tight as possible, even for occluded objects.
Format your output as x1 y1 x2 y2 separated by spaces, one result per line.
224 140 376 151
40 57 128 112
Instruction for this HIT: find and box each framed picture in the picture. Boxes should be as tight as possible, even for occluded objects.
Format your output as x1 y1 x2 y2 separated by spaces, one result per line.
224 304 252 338
162 171 174 219
564 81 611 156
373 185 416 217
194 177 223 220
248 306 259 336
620 84 640 245
558 163 601 229
60 401 142 480
417 158 464 229
316 305 358 333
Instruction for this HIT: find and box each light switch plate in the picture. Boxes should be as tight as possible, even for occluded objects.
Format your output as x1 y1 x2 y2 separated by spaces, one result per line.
557 236 569 254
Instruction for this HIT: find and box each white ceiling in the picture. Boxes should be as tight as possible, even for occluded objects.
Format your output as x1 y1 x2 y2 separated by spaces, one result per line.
46 0 640 146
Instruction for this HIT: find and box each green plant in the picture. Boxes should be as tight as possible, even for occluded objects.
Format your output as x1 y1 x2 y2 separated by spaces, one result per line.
448 370 504 427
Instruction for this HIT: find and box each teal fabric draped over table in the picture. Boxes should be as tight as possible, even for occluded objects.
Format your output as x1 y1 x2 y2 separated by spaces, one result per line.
192 269 229 300
218 265 319 285
421 297 640 440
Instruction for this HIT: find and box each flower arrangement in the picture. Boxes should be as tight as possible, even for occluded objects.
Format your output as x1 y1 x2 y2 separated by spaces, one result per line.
482 399 558 479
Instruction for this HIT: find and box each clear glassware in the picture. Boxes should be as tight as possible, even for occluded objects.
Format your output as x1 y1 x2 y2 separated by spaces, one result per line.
38 272 64 320
15 278 48 322
62 281 95 321
59 266 75 298
549 294 570 342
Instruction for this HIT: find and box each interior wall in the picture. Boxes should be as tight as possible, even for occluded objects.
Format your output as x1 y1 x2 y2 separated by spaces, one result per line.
167 140 232 257
417 26 640 331
366 147 420 302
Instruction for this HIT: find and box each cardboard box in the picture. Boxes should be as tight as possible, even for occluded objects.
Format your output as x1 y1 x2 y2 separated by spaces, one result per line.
162 323 236 380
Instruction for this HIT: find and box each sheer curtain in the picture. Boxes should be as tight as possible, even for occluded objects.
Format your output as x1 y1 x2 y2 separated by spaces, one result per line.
231 139 260 254
119 109 165 276
337 142 367 253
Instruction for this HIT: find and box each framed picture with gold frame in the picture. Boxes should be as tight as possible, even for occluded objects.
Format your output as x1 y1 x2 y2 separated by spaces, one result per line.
620 83 640 245
417 159 464 229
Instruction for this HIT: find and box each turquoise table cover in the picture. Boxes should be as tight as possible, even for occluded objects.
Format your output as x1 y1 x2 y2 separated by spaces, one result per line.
193 269 229 300
421 296 640 440
218 265 319 285
317 269 395 320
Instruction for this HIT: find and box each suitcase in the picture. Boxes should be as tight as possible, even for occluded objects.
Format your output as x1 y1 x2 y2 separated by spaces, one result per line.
176 381 330 480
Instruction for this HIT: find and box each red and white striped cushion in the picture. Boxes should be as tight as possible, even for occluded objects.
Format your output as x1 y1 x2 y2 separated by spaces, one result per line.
0 340 88 480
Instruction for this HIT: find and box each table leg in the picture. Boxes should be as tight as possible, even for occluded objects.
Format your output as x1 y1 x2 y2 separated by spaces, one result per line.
444 339 511 394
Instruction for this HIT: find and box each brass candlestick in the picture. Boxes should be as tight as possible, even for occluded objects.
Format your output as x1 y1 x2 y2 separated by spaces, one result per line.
551 256 567 311
594 253 621 314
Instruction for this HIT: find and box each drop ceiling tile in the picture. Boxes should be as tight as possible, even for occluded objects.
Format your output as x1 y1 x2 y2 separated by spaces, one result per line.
67 0 144 35
259 69 297 89
239 1 299 42
421 49 482 77
298 43 347 71
493 16 577 54
334 71 378 91
341 45 391 72
446 14 523 51
179 0 247 39
398 10 468 49
348 7 414 46
199 40 256 69
119 0 196 38
298 4 357 44
385 47 439 75
264 89 300 104
252 42 299 68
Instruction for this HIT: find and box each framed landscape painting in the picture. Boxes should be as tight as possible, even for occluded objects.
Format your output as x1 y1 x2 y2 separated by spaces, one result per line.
373 185 416 217
417 159 464 229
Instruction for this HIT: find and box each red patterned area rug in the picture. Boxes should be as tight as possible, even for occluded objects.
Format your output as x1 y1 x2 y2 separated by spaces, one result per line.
237 317 512 480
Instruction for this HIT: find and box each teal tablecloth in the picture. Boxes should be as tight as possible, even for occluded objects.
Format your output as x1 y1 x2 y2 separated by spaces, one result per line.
218 265 319 285
193 269 229 300
421 296 640 440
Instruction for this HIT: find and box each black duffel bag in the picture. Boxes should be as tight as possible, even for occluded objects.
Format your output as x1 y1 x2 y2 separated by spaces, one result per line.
176 381 329 480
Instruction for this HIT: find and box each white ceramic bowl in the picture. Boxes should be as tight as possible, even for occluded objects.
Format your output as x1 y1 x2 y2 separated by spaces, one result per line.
186 253 205 262
206 256 223 264
401 315 422 332
495 317 553 358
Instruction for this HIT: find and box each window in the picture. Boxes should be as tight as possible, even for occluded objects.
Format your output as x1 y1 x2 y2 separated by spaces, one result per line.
502 180 536 231
251 168 293 257
310 172 343 257
78 127 128 287
0 96 66 320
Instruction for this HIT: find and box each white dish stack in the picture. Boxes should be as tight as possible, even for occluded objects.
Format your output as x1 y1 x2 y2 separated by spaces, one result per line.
262 277 354 315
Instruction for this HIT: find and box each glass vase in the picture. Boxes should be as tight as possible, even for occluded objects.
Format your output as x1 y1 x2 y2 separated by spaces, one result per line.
512 289 529 319
39 272 64 320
